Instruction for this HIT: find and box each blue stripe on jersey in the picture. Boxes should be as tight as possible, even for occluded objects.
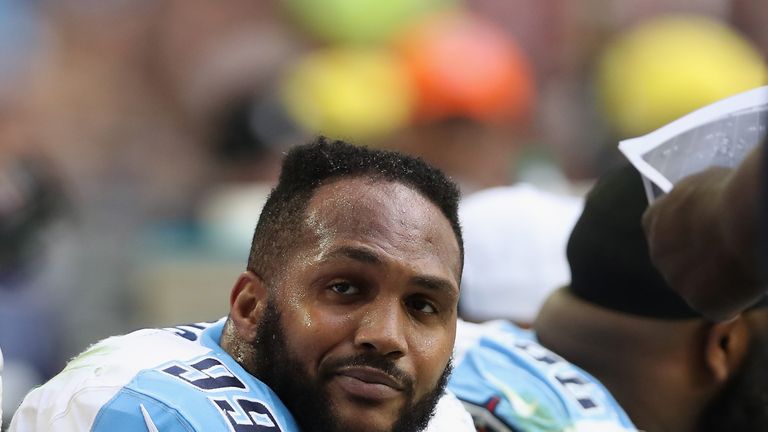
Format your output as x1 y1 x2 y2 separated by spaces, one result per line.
92 321 299 432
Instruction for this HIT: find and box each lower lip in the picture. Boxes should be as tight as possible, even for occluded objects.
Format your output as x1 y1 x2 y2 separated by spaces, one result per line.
333 375 401 401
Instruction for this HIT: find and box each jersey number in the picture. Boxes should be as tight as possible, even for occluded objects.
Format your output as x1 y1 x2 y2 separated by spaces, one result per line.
212 397 282 431
162 357 246 391
161 357 283 431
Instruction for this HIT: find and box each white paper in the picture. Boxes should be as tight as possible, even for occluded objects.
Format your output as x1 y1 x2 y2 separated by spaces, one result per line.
619 86 768 202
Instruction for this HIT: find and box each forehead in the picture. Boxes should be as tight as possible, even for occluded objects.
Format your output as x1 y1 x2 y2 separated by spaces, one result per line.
301 177 462 279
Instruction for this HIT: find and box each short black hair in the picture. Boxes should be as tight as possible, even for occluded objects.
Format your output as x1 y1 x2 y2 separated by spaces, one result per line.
247 136 463 283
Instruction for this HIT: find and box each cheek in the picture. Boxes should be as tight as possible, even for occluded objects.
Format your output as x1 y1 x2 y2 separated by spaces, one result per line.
281 303 357 359
411 330 454 381
413 316 456 360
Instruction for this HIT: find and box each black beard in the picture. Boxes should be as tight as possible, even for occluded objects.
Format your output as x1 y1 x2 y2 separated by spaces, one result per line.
249 301 452 432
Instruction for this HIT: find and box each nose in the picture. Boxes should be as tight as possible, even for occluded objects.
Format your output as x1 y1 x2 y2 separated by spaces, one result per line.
354 300 408 359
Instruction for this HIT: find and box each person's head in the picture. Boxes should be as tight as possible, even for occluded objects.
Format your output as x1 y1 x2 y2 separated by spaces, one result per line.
535 163 768 432
0 156 65 275
457 184 582 325
223 136 463 432
387 10 536 193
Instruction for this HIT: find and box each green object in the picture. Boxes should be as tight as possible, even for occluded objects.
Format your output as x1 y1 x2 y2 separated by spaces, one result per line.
283 0 456 44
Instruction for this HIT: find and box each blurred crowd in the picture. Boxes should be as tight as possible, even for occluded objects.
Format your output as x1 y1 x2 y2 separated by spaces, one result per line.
0 0 766 427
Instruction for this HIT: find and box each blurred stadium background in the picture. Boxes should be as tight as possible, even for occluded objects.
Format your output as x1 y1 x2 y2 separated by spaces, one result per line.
0 0 766 427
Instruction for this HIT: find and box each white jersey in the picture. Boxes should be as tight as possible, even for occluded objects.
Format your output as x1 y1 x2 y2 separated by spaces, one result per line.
9 318 473 432
9 319 299 431
426 390 476 432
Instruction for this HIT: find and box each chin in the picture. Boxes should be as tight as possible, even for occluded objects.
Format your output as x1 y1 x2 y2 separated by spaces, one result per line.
331 398 400 432
348 418 404 432
337 418 392 432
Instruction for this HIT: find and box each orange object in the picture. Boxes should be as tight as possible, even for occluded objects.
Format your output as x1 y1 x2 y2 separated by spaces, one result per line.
399 10 535 124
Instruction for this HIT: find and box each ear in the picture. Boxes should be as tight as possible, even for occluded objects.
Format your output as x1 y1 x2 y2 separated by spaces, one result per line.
704 316 750 383
228 271 268 343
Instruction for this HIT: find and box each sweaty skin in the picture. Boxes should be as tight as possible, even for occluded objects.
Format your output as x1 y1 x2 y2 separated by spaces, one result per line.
227 177 462 432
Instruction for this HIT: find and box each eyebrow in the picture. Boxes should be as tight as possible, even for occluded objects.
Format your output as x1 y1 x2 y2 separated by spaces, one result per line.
324 246 459 296
327 246 382 265
410 275 459 298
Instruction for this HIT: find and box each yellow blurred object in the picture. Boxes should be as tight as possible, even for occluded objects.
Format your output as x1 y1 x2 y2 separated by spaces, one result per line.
280 48 415 142
597 14 767 137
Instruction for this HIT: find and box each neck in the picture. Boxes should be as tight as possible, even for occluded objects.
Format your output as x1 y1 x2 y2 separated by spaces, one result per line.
533 289 714 432
219 319 260 376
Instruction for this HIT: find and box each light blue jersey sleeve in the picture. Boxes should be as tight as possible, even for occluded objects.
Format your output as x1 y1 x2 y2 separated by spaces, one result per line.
92 322 298 432
92 389 197 432
9 320 299 432
449 322 637 432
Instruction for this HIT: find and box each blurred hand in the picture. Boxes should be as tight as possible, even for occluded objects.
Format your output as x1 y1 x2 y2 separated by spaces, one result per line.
642 164 763 322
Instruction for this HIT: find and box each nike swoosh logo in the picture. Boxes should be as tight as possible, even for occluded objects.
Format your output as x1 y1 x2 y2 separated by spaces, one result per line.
140 404 160 432
480 369 539 417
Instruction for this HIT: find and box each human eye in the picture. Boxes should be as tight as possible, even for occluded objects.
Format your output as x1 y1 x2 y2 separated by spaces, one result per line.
328 282 361 296
405 296 438 315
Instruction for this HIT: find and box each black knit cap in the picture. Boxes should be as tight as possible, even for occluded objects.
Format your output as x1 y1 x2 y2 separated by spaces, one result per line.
567 163 718 319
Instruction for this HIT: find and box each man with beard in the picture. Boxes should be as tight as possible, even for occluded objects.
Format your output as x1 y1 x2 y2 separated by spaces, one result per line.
9 138 474 432
449 164 768 431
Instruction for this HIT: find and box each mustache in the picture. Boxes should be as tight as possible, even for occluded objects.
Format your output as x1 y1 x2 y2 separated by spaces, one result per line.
320 353 415 395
